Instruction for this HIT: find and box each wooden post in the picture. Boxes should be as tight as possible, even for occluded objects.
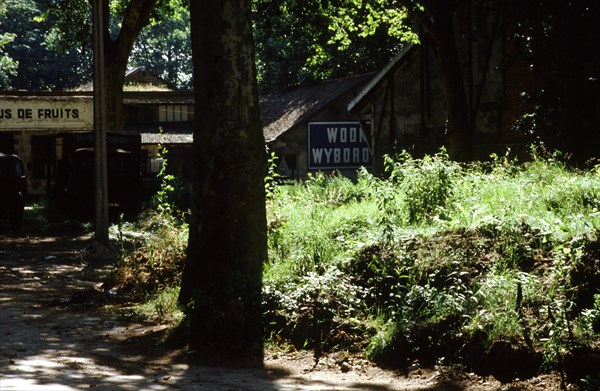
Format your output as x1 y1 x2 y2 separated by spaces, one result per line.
92 0 109 244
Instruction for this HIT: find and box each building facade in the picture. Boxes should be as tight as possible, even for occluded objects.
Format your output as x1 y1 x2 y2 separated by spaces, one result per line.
0 72 373 198
344 1 563 171
0 90 195 197
262 74 374 180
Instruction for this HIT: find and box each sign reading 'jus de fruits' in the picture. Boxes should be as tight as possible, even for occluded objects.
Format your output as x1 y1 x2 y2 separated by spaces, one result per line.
0 99 92 130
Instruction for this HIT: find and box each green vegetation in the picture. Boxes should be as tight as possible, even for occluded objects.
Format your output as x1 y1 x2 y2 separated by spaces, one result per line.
102 145 599 382
108 144 188 296
263 146 600 381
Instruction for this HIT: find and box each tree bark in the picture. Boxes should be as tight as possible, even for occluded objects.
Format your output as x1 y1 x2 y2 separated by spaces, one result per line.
101 0 157 129
434 13 472 161
403 0 472 161
179 0 267 363
90 0 155 241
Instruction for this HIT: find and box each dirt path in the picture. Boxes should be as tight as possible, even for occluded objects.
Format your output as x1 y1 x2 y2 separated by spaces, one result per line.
0 230 561 390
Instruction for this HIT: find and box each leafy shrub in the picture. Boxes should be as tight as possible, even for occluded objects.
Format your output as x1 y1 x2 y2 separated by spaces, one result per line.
263 264 370 351
384 148 460 225
302 170 373 206
109 210 188 294
149 144 192 215
109 151 189 296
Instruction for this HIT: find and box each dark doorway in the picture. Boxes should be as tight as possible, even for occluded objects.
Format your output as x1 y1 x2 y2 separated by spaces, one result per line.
0 133 15 154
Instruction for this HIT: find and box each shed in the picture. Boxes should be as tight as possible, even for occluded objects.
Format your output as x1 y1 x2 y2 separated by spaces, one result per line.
262 74 373 180
346 4 539 171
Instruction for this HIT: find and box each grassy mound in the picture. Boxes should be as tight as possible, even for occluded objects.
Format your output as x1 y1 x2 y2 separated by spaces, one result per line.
263 148 600 383
107 146 600 385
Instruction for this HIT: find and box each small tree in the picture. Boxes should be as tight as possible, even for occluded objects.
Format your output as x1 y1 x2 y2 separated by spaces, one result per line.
40 0 184 129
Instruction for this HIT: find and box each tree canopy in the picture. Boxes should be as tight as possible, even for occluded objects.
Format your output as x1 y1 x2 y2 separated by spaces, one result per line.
128 5 191 89
0 0 89 90
0 0 189 91
1 0 412 91
252 0 411 90
0 0 18 88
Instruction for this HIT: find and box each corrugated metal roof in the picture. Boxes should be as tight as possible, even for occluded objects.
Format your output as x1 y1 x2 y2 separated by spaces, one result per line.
141 132 193 144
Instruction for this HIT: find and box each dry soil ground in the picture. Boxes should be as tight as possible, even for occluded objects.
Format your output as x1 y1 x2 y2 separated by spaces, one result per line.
0 227 568 390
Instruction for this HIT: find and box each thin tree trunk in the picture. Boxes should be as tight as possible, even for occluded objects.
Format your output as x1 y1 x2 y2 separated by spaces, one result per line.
105 63 126 129
179 0 267 363
437 25 472 161
103 0 157 130
405 0 473 161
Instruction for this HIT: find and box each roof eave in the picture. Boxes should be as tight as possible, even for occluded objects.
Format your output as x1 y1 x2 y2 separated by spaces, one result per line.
347 44 415 114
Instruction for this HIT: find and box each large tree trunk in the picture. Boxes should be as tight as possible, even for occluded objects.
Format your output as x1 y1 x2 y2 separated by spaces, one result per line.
179 0 267 363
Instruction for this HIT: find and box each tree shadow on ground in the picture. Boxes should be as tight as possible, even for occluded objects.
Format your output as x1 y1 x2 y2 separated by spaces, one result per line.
0 230 280 390
0 226 569 390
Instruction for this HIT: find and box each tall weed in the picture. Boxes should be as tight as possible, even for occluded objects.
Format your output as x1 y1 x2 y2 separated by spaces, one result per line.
109 151 188 295
384 148 460 225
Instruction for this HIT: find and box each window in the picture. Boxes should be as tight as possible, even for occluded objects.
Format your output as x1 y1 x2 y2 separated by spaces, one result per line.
147 157 165 174
159 105 190 122
126 105 155 123
0 133 14 154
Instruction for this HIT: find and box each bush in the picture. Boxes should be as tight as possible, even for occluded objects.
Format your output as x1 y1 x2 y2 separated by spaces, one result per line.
384 148 460 225
263 148 600 382
109 210 188 294
108 151 189 296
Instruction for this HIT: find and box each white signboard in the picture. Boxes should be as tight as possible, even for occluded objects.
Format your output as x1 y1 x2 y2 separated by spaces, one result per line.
0 98 93 130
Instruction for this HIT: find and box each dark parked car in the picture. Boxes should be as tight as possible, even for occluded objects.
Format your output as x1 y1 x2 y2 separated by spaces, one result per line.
0 153 27 228
50 131 142 221
55 148 142 220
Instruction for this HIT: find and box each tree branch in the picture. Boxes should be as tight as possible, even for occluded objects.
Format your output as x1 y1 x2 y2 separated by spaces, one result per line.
114 0 157 60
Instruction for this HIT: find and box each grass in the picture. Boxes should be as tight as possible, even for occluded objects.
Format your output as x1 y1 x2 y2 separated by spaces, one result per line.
130 286 184 322
263 146 600 380
98 144 599 383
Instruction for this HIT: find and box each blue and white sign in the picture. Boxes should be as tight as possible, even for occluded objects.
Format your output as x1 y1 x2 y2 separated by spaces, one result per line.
308 122 372 169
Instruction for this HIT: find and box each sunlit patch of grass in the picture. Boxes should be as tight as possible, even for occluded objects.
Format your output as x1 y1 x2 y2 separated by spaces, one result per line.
265 176 380 280
22 198 91 233
131 286 184 323
263 147 600 373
